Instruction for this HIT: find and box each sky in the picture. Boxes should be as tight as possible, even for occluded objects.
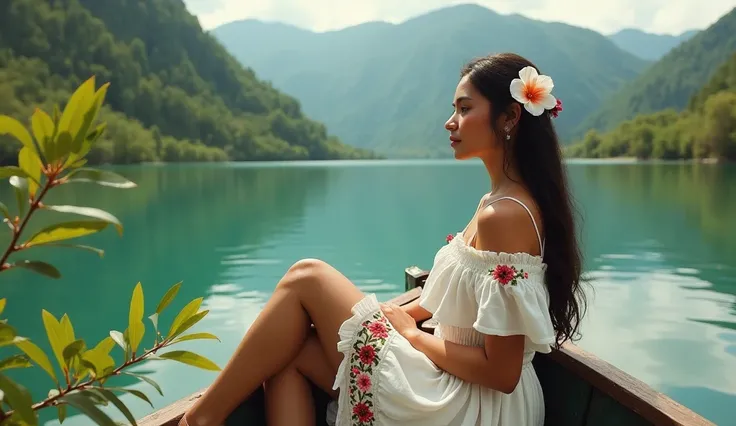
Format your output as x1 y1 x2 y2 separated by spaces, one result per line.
183 0 734 36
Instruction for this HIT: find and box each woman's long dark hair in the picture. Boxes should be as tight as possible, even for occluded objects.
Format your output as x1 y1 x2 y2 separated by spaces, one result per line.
461 53 587 348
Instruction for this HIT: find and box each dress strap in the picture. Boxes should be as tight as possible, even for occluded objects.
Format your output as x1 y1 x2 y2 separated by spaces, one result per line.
484 196 545 257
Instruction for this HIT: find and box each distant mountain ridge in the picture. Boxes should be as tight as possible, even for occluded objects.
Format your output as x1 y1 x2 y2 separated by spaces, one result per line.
608 28 700 60
574 7 736 138
212 4 650 158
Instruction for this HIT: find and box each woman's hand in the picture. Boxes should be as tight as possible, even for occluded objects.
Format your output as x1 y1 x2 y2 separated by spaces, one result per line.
380 302 420 341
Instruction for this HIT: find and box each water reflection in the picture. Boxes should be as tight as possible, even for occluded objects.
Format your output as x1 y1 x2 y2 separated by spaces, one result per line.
0 160 733 425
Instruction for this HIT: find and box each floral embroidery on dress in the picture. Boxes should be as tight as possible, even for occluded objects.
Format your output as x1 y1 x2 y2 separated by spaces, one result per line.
446 234 454 243
348 311 393 425
489 264 528 286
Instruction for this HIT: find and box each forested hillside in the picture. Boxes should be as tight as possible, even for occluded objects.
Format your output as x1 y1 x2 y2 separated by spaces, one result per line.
0 0 378 164
213 4 649 157
574 7 736 138
566 52 736 161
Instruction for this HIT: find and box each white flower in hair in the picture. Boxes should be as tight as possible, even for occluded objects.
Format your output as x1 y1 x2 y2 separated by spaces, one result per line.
509 66 557 117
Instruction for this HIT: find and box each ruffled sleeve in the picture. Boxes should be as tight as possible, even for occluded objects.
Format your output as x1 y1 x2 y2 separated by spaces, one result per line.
473 263 556 352
419 233 556 353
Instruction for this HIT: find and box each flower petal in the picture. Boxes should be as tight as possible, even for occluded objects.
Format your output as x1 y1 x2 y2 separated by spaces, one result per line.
524 102 544 116
539 93 557 110
535 75 554 93
509 79 527 103
518 66 538 83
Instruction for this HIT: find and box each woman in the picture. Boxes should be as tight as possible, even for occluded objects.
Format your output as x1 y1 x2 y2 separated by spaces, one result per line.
179 52 586 426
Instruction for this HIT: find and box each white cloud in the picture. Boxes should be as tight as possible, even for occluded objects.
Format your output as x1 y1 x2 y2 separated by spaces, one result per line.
184 0 733 35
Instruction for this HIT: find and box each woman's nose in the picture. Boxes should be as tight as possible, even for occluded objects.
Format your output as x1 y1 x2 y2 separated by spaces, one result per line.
445 117 457 131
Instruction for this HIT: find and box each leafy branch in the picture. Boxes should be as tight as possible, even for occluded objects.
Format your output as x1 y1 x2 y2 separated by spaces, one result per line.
0 77 221 425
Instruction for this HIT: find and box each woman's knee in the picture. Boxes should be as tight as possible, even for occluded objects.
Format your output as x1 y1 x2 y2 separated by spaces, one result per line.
279 258 331 289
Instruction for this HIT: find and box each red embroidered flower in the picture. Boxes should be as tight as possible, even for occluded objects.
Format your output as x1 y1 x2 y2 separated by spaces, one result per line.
489 264 527 286
351 367 360 375
446 234 454 243
353 402 374 423
356 373 372 392
549 98 563 118
492 265 516 285
358 345 376 365
367 321 389 339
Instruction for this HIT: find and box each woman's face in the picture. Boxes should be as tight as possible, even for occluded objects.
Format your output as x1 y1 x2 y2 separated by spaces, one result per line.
445 75 500 161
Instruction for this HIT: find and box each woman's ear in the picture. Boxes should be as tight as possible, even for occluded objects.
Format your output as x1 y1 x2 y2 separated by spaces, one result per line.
505 103 522 130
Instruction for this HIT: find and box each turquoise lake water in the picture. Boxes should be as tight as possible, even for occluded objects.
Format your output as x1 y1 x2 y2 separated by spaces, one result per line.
1 160 734 425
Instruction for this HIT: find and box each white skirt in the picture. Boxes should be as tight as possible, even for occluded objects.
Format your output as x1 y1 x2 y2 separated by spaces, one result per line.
329 294 545 426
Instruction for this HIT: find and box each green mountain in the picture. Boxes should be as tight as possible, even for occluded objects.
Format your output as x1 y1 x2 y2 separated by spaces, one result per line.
608 28 699 60
566 51 736 161
212 4 649 158
574 7 736 139
0 0 378 165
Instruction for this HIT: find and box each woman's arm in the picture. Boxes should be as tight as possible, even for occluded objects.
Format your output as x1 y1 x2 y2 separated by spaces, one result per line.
401 298 432 322
404 329 524 394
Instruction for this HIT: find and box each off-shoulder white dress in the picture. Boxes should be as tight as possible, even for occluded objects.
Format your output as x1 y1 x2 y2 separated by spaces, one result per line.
330 197 555 426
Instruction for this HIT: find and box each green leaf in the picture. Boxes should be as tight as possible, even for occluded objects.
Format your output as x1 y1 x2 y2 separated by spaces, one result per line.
9 260 61 278
121 372 163 396
41 243 104 258
0 166 28 179
156 281 182 314
71 83 109 154
93 336 116 354
158 350 220 371
57 403 67 424
96 388 138 426
42 310 68 374
60 390 117 426
0 373 36 426
171 332 220 345
58 77 96 143
31 107 55 161
42 205 123 236
167 298 203 338
9 176 29 217
15 339 58 384
18 146 42 197
0 115 35 152
0 355 31 370
62 339 86 367
103 387 153 408
65 168 136 188
23 220 109 247
170 310 209 340
80 347 115 379
128 282 145 354
56 131 73 164
109 330 126 352
0 298 5 315
0 201 10 220
148 313 159 335
0 323 16 345
60 314 75 342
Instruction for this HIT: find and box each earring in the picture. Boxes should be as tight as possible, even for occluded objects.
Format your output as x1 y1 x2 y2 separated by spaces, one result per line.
504 125 511 140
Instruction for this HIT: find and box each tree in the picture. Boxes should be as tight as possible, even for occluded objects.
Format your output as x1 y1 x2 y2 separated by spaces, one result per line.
0 77 220 425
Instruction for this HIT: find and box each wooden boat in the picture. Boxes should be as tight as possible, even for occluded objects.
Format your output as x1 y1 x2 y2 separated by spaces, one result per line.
138 266 714 426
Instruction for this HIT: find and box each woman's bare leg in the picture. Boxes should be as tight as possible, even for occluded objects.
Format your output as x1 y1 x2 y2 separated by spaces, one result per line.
182 259 364 426
264 330 338 426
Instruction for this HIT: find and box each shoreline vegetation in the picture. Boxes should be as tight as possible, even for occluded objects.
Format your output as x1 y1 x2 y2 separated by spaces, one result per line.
564 52 736 162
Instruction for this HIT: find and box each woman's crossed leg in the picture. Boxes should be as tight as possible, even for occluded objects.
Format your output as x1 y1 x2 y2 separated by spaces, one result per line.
181 258 365 426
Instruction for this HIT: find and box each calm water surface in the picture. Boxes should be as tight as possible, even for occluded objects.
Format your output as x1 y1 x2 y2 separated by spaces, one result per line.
1 160 734 425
